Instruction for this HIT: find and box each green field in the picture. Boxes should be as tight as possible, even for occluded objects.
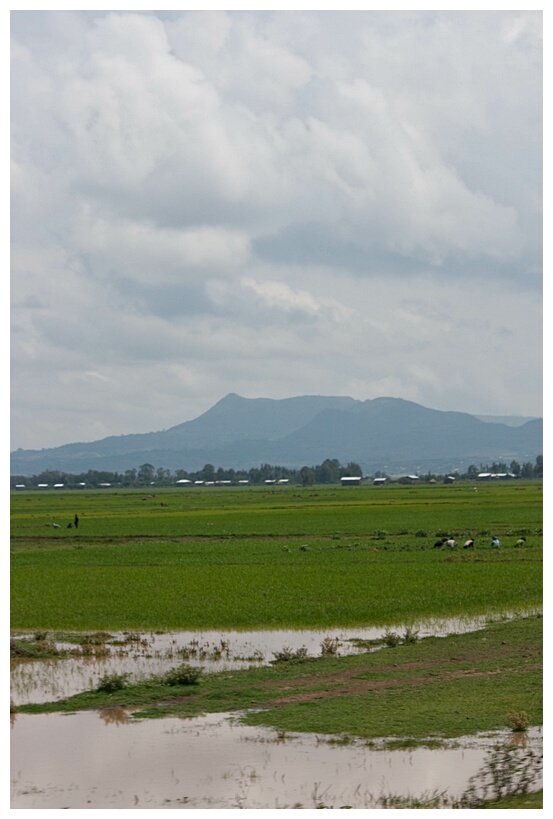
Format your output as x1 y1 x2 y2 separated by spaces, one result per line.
11 482 542 630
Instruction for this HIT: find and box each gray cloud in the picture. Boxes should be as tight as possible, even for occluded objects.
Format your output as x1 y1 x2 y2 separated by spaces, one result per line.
10 10 542 450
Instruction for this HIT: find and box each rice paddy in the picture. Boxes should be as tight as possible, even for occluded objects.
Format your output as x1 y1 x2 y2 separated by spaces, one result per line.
10 481 543 631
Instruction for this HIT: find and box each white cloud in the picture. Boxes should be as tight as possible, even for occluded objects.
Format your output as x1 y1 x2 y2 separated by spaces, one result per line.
239 276 356 321
10 9 542 450
73 211 251 281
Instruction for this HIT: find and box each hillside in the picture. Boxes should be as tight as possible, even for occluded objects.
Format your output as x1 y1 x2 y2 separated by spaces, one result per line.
10 394 543 476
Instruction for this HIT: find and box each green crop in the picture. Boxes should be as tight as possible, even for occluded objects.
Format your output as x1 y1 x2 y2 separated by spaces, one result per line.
11 482 542 631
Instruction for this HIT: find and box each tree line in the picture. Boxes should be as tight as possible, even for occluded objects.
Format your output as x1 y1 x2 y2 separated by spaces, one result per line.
10 455 542 489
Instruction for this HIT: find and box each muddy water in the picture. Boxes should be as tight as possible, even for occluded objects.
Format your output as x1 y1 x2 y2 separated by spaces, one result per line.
10 612 526 705
11 613 542 808
10 711 542 809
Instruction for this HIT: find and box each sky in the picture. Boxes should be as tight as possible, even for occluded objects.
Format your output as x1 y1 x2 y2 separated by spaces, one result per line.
9 6 543 451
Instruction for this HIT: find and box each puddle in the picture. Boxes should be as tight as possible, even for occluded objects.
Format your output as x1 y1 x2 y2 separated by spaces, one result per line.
11 612 533 705
10 710 542 809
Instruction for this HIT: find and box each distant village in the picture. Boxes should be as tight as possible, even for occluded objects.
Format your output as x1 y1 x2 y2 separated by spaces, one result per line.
11 456 542 490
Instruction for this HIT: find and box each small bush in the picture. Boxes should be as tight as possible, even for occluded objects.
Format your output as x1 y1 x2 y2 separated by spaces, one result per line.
415 530 428 537
96 672 129 692
162 664 202 686
272 646 309 663
506 710 530 731
320 636 341 656
403 627 420 644
382 629 401 647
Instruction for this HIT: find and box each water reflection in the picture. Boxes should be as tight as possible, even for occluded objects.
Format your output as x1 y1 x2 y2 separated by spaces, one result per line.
98 707 132 726
10 710 542 809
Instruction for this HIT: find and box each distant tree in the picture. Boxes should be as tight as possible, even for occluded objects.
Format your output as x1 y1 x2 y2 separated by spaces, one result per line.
138 463 155 483
124 468 137 485
342 462 363 478
37 470 64 485
200 464 215 481
535 455 543 478
300 466 315 486
259 463 275 482
315 458 341 484
509 460 521 477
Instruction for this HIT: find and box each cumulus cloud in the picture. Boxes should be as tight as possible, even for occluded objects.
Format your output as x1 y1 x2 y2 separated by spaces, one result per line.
10 10 542 449
73 210 251 281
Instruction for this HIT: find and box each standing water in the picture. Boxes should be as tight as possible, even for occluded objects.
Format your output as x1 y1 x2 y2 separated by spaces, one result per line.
11 614 542 808
10 613 529 705
10 711 542 809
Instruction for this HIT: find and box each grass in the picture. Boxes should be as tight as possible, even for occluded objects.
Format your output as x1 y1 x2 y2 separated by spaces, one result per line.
10 482 542 631
11 481 542 539
481 790 542 808
10 557 543 630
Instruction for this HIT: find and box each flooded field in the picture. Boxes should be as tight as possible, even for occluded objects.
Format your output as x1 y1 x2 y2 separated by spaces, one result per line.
10 613 519 705
10 613 543 809
10 710 543 809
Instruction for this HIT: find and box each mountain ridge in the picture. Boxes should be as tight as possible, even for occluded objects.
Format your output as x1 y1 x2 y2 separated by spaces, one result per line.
10 393 543 476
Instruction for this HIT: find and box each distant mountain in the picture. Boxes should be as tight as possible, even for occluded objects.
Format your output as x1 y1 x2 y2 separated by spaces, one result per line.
474 414 539 427
10 394 543 476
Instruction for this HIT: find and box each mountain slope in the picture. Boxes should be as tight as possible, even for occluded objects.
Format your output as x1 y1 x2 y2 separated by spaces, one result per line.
274 398 542 466
10 394 543 476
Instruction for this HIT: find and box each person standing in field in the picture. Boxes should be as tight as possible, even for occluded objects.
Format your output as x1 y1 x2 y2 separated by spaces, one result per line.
74 514 79 529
